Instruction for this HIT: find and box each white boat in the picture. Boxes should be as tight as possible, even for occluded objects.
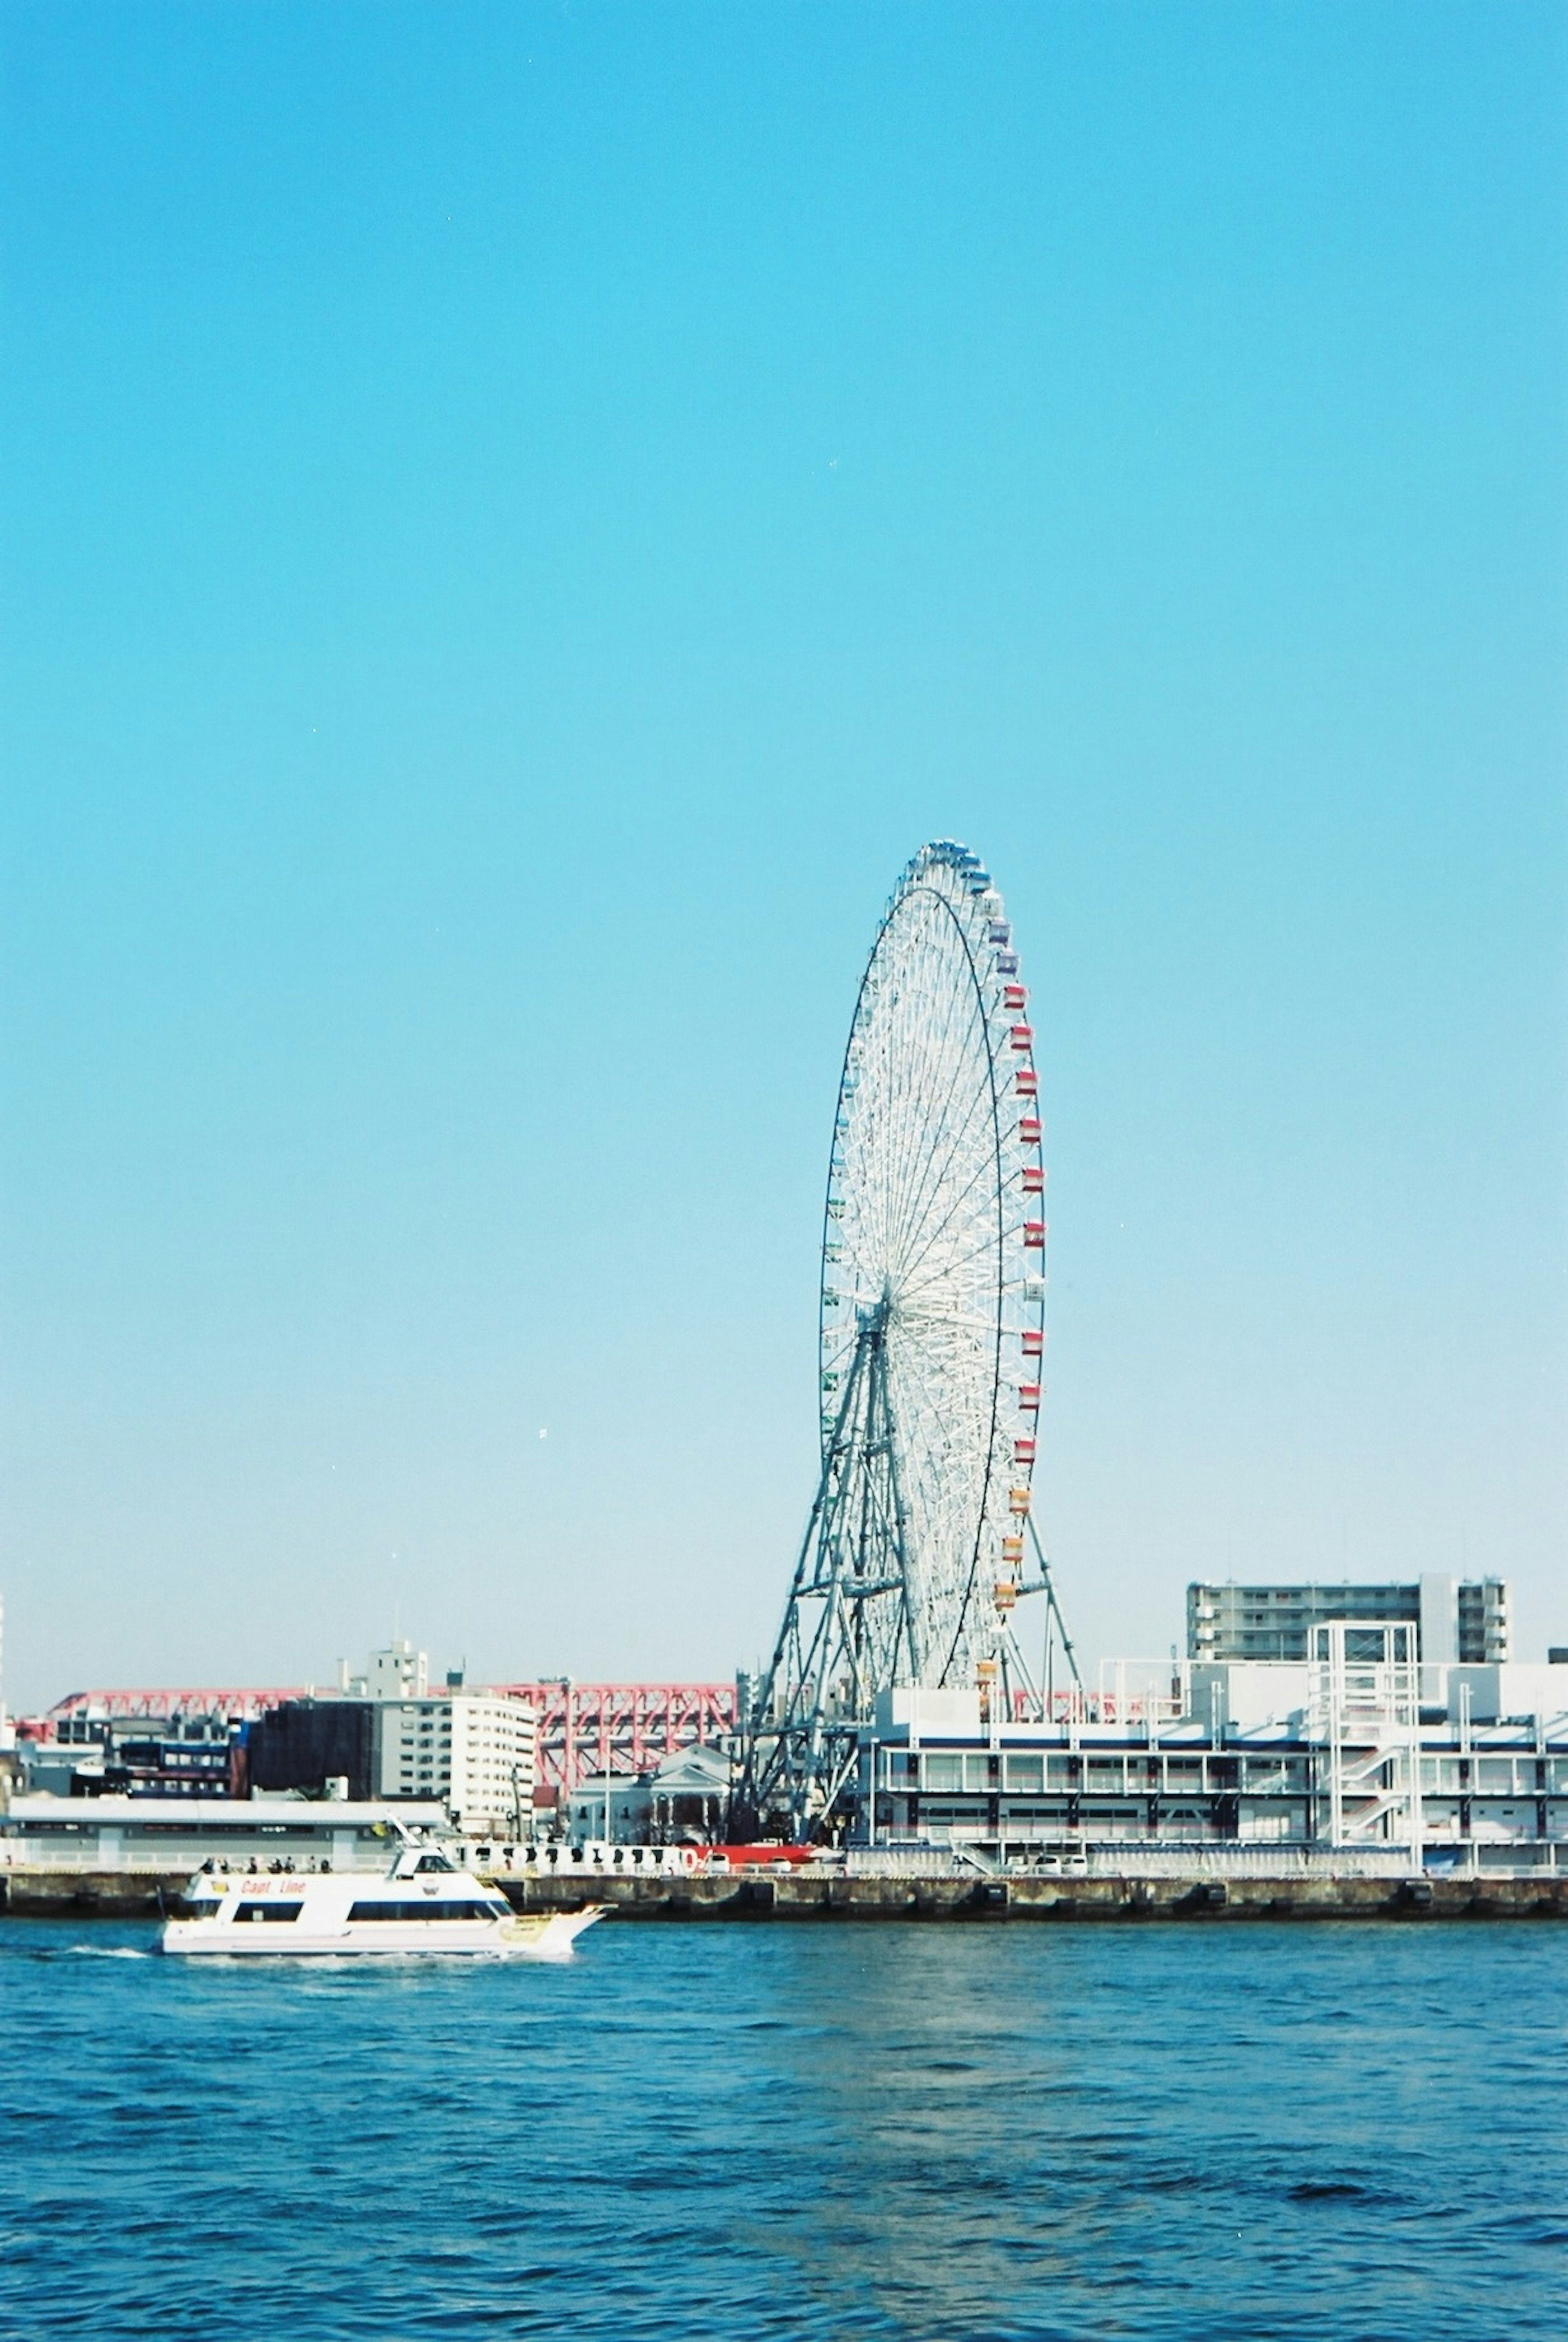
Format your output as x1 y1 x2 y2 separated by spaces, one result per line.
160 1841 605 1960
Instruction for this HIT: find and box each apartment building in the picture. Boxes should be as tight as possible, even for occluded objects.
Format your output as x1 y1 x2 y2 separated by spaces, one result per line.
375 1692 536 1834
1187 1573 1509 1665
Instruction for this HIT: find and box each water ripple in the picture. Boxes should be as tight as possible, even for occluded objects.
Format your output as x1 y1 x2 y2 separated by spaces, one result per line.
0 1918 1564 2340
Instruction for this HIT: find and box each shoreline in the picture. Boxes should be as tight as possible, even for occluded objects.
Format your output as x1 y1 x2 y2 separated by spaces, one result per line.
5 1868 1566 1923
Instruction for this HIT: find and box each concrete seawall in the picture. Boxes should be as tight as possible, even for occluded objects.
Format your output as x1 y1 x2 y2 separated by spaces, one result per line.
499 1871 1568 1921
7 1869 1563 1922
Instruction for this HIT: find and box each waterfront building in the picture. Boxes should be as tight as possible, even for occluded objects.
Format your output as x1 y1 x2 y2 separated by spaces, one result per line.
853 1632 1568 1875
19 1651 537 1838
564 1770 653 1843
646 1743 731 1840
5 1645 690 1864
19 1716 238 1798
0 1795 452 1885
1187 1573 1509 1665
25 1688 292 1800
562 1742 731 1844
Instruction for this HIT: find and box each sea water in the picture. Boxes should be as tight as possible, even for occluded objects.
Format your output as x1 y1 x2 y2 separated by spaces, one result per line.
0 1915 1563 2340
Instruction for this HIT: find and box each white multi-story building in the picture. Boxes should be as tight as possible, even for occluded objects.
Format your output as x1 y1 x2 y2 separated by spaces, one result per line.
375 1694 536 1835
850 1641 1568 1874
1186 1574 1510 1664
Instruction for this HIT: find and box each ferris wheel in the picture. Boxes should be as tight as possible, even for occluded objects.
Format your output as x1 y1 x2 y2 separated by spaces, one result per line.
739 841 1054 1833
820 841 1046 1680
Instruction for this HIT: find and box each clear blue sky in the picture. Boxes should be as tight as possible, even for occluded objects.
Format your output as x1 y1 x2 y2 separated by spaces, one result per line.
2 3 1564 1711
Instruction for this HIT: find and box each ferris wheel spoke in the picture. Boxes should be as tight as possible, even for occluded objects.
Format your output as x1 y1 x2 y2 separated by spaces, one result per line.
886 921 991 1265
870 901 971 1275
898 1221 1010 1306
889 1139 1003 1300
885 1044 994 1287
887 1042 996 1267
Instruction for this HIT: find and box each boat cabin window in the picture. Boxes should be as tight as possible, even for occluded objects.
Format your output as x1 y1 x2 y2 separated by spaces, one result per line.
347 1899 501 1923
235 1903 303 1923
414 1853 454 1872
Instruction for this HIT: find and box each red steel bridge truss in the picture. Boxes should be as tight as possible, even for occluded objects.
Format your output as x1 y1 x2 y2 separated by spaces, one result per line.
502 1682 736 1793
46 1687 306 1726
42 1680 739 1793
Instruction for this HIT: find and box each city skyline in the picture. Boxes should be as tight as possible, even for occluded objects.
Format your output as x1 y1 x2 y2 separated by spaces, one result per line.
3 5 1565 1710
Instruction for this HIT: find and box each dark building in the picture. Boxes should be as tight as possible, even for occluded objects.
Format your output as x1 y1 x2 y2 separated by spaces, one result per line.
247 1700 376 1802
100 1734 237 1797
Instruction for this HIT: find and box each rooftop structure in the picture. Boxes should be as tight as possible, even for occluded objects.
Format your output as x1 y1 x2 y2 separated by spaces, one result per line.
359 1638 429 1701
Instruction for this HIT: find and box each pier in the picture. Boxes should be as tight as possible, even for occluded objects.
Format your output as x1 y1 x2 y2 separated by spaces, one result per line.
5 1863 1564 1923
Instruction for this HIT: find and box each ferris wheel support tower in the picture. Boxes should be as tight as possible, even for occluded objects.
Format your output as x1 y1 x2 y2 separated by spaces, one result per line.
737 842 1078 1839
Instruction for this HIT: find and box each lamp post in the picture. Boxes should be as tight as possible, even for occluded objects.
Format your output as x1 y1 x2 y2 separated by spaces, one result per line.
560 1675 574 1843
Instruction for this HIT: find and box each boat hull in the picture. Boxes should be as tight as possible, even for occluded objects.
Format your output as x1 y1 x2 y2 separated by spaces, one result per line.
161 1906 604 1960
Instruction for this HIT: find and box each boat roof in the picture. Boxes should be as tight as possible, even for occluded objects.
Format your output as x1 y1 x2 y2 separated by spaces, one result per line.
1 1795 452 1827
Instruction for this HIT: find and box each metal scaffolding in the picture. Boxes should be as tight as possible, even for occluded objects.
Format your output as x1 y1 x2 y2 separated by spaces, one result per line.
1304 1620 1423 1867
